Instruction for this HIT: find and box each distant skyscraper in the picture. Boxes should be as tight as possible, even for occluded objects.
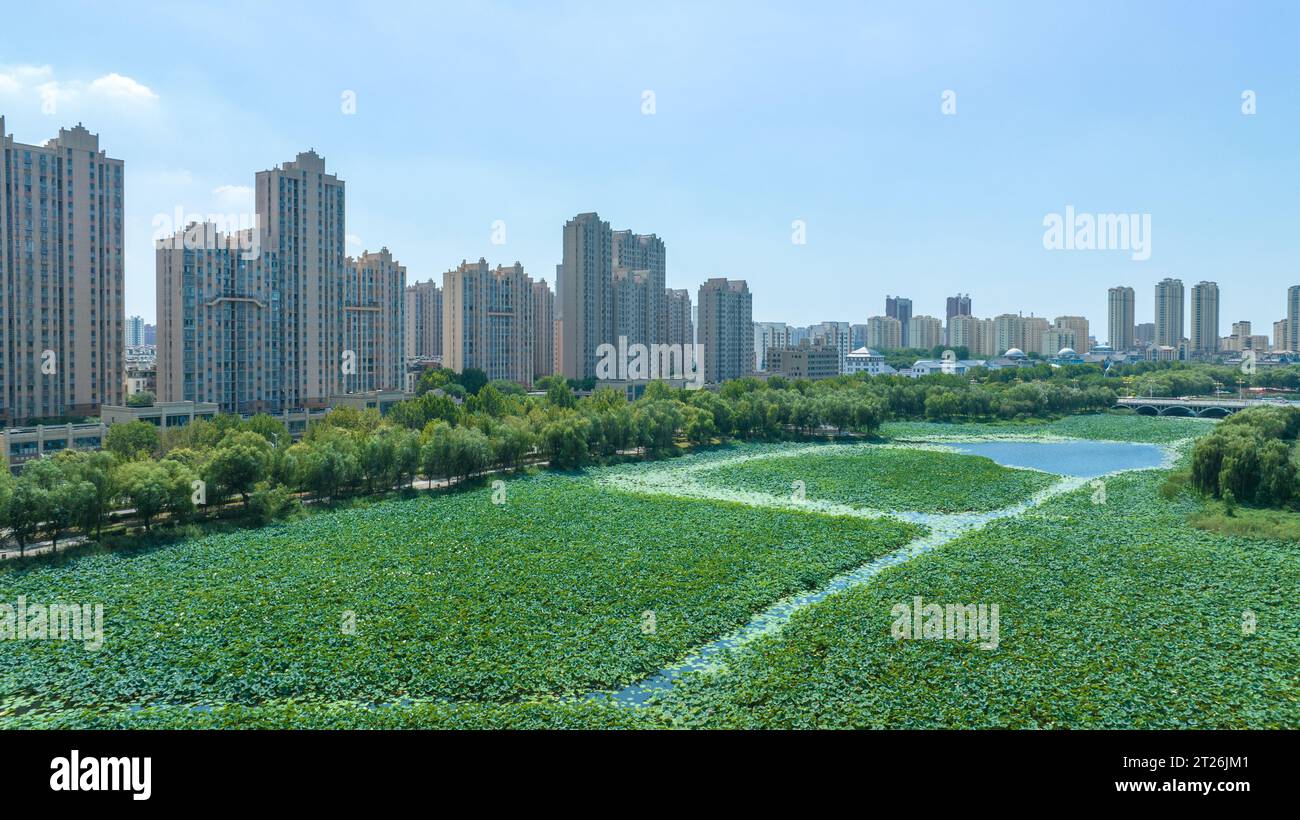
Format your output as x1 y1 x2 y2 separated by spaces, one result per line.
1135 322 1156 347
612 267 651 348
866 316 902 350
1287 286 1300 352
697 278 752 384
1107 286 1136 350
612 230 666 345
532 279 555 379
946 315 996 357
405 279 443 359
1275 319 1291 353
886 296 913 347
1190 281 1220 355
1054 316 1090 353
1155 278 1185 348
442 259 534 386
1 118 125 424
343 248 406 395
558 213 612 380
945 294 972 322
126 316 146 348
666 289 694 348
908 316 943 350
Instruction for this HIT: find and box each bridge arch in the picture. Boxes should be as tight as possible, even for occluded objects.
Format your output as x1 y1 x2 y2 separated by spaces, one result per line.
1197 406 1233 418
1159 405 1195 417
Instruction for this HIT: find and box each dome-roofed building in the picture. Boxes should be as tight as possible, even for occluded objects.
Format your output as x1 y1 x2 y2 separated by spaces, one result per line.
1003 347 1026 359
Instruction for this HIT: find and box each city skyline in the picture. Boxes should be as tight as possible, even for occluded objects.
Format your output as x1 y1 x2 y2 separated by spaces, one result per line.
1 1 1297 335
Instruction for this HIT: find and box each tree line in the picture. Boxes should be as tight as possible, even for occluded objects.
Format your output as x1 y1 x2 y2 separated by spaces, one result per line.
0 365 1122 555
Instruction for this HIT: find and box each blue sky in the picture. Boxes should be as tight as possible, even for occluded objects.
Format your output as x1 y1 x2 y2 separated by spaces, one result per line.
2 0 1298 341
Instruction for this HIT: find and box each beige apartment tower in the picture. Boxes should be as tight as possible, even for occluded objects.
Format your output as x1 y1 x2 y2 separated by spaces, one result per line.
866 316 902 350
255 151 348 409
157 151 406 414
405 279 443 360
1155 278 1185 349
344 248 406 394
442 259 534 386
531 279 554 379
1 118 124 424
1190 281 1220 355
1108 286 1136 351
1054 316 1090 353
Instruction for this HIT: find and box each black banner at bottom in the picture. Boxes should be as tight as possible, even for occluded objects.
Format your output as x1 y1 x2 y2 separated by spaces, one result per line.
0 729 1285 807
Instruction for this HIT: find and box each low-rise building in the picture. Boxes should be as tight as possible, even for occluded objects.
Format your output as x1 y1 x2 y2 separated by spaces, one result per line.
770 340 841 381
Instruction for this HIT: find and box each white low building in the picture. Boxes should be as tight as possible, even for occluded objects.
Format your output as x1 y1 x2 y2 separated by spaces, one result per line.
845 347 896 376
905 358 986 377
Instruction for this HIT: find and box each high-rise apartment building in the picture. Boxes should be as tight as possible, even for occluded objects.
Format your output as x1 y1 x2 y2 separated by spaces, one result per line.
1274 320 1291 353
531 279 554 379
558 213 613 380
404 279 443 360
442 259 534 386
612 230 666 345
156 222 281 414
866 315 902 350
1107 286 1136 351
343 248 405 394
908 316 943 351
1054 316 1090 354
612 267 650 347
886 295 913 347
697 278 752 384
1190 281 1220 355
945 293 972 322
1 118 125 424
1155 277 1185 348
947 315 996 358
1287 286 1300 352
666 288 693 348
126 315 146 348
255 150 349 409
157 151 405 414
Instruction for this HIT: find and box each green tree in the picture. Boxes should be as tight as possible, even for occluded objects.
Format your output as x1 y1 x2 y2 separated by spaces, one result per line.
54 449 119 538
0 469 13 538
116 461 173 532
105 421 160 461
205 431 273 506
8 479 51 554
457 368 489 396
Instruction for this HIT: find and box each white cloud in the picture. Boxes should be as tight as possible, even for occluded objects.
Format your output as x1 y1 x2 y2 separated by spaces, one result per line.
0 65 157 106
0 64 54 94
88 73 159 101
